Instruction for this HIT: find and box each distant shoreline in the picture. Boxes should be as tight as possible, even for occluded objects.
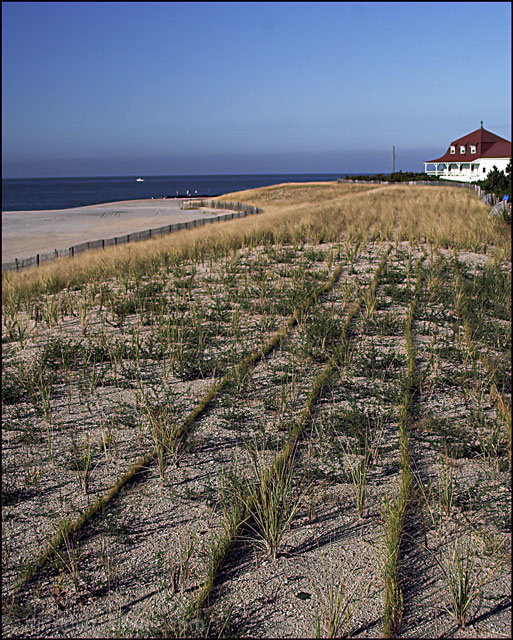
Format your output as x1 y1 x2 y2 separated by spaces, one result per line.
1 173 350 212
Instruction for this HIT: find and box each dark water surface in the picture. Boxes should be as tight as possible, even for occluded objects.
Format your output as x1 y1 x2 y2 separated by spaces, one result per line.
1 173 362 211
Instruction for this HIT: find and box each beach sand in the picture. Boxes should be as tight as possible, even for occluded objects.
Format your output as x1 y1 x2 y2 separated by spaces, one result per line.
1 198 225 263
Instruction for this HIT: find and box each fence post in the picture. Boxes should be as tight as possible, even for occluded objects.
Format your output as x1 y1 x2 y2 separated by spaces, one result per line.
54 249 58 260
15 258 19 271
36 254 40 266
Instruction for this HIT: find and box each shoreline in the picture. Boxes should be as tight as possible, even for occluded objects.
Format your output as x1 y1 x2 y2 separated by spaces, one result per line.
1 173 346 212
1 196 204 216
1 198 226 263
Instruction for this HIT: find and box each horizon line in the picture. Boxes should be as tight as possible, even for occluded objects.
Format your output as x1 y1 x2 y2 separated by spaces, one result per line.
2 170 422 181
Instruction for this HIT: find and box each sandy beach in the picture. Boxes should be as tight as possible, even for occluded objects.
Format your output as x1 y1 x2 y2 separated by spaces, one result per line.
1 198 226 263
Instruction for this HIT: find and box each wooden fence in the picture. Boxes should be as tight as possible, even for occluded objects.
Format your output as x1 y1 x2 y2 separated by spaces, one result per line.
488 199 511 218
339 177 481 190
2 200 262 273
180 199 261 213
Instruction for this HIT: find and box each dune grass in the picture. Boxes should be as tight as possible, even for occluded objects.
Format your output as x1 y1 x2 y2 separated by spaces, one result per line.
2 182 508 308
2 184 510 638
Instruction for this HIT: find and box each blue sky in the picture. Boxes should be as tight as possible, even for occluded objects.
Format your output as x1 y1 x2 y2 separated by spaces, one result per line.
2 1 511 177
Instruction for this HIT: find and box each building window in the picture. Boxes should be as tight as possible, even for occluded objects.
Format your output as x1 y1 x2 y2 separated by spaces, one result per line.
450 146 456 154
460 145 466 154
483 168 486 173
470 145 476 154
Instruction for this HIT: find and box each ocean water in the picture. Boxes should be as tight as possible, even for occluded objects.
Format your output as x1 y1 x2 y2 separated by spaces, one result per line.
1 173 358 212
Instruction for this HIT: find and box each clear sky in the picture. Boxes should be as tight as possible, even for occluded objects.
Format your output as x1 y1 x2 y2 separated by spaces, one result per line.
2 1 511 178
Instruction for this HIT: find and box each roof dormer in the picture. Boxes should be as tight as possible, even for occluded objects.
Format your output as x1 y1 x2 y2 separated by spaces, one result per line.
450 146 456 154
460 145 466 154
470 145 476 154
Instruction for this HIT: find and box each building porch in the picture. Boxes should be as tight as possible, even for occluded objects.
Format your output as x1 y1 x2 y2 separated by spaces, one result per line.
424 162 482 183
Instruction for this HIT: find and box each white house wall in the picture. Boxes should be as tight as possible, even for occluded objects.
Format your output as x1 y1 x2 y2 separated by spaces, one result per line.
476 157 510 176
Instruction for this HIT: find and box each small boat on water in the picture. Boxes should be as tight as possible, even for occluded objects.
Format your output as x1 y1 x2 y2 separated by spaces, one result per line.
136 177 144 182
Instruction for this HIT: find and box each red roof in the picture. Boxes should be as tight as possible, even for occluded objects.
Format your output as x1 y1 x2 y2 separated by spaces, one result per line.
426 127 511 163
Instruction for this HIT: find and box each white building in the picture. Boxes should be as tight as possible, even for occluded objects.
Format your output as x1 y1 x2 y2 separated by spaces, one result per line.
424 123 511 183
